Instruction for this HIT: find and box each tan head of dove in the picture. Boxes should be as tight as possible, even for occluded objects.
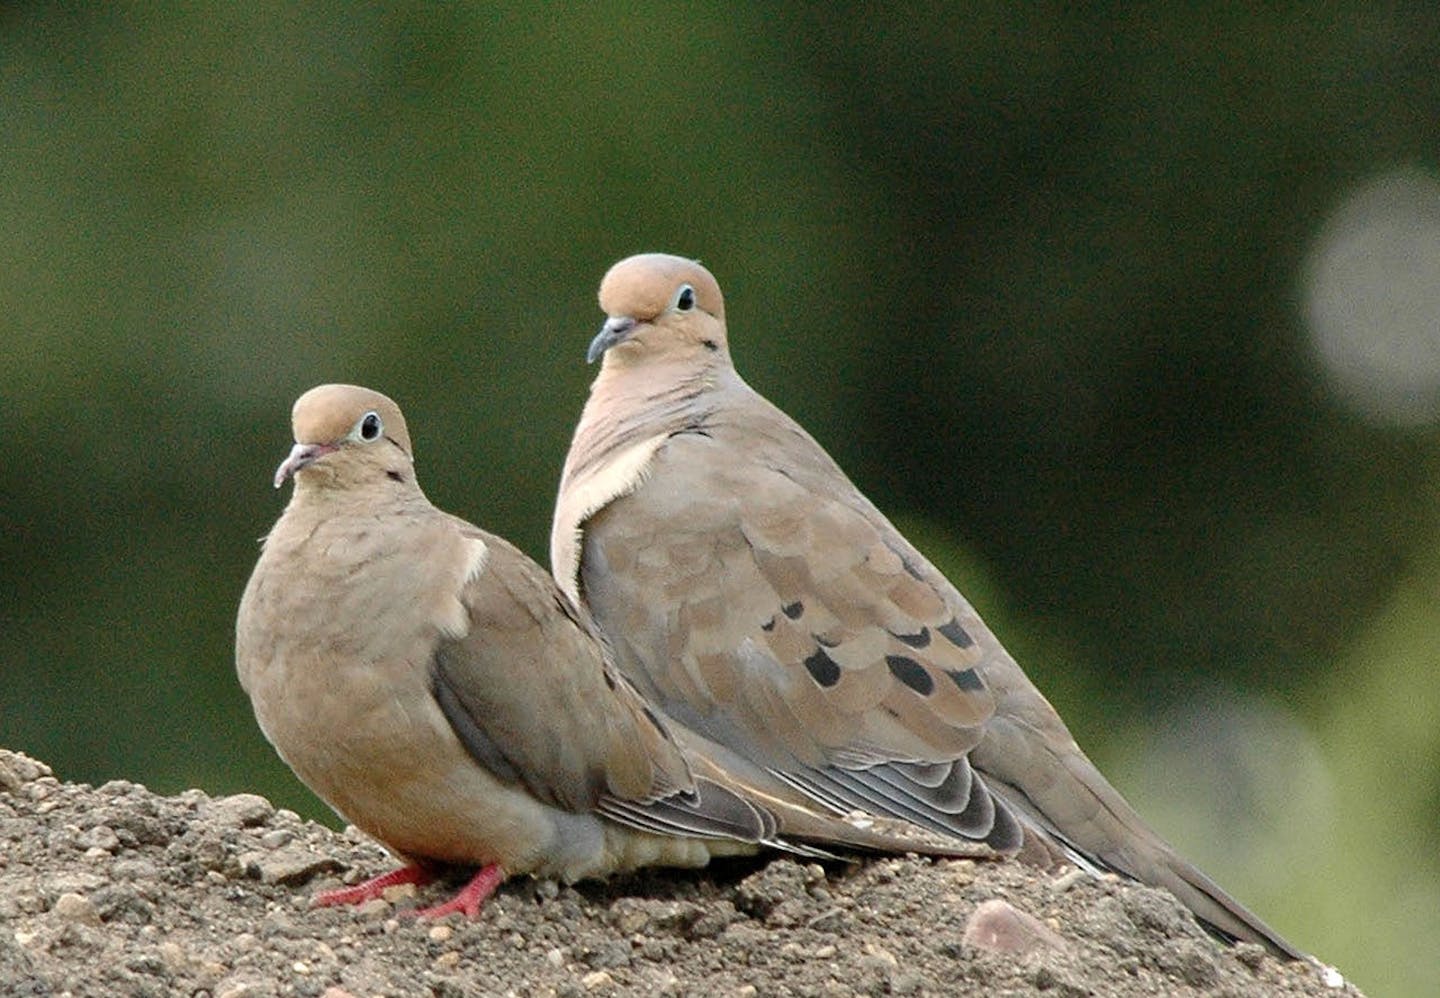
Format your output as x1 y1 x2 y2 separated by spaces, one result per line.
273 384 415 491
589 254 730 368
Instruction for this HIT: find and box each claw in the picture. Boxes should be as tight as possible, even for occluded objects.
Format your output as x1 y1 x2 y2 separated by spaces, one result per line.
408 864 506 919
312 864 433 908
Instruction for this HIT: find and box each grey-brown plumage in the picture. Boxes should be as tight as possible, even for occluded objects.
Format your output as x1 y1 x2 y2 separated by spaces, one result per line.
552 255 1303 959
237 384 981 916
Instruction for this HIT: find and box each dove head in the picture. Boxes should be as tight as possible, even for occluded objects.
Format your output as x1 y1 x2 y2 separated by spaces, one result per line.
273 384 416 491
589 254 730 369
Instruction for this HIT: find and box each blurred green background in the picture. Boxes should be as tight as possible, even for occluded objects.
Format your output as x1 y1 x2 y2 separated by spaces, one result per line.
3 5 1438 994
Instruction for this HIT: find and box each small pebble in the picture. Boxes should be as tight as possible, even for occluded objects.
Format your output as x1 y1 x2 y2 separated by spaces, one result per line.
158 940 187 973
208 794 275 829
52 891 101 925
862 944 899 969
963 899 1069 955
249 845 342 885
112 858 159 881
358 899 391 919
581 970 613 990
434 951 461 969
381 882 417 903
260 829 294 849
78 825 120 852
428 924 454 943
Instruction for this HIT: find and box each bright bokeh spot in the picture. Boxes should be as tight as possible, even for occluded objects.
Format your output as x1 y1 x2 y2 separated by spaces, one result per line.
1304 167 1440 426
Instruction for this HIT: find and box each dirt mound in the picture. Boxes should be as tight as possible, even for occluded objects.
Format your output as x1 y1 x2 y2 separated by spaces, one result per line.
0 748 1354 997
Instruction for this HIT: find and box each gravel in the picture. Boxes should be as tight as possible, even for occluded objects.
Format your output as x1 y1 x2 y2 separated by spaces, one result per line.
0 748 1358 997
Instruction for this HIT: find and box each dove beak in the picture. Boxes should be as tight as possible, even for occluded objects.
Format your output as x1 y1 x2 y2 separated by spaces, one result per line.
587 315 638 364
273 442 338 489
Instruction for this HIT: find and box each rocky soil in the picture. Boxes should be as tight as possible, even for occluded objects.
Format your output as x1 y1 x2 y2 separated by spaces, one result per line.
0 748 1356 997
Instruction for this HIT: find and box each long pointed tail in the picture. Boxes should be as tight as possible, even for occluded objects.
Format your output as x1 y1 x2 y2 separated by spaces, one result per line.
974 727 1304 960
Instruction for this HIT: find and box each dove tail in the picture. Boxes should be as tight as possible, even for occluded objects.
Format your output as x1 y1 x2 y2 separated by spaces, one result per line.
976 739 1304 960
1154 850 1305 959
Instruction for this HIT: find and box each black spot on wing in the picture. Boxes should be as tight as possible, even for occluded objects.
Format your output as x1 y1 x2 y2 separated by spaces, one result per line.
938 617 974 649
761 616 776 632
782 600 804 620
885 655 935 696
803 647 841 688
891 626 931 649
946 667 983 692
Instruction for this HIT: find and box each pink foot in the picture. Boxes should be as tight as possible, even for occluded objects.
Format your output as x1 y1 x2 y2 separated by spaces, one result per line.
408 863 506 920
313 864 434 908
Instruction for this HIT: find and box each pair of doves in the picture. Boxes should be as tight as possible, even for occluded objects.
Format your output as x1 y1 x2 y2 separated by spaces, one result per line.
235 253 1301 959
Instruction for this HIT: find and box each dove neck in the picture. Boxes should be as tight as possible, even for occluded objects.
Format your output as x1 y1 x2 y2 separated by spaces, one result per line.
285 471 431 521
572 358 733 467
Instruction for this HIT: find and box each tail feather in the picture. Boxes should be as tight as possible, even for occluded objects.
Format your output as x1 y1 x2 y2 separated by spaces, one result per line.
975 732 1304 960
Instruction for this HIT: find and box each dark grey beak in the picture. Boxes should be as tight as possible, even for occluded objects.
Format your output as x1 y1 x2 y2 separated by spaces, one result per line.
587 316 638 364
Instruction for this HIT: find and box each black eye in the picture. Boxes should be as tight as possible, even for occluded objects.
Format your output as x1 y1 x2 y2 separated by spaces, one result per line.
675 285 696 311
359 412 382 441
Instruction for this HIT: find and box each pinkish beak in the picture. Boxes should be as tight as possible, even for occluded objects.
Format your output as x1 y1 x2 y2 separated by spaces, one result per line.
273 442 338 489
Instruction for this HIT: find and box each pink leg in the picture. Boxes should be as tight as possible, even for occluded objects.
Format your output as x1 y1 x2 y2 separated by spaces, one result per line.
409 863 506 920
313 864 433 908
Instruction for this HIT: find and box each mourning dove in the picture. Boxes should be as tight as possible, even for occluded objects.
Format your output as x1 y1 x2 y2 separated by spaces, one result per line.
552 254 1303 959
237 384 973 918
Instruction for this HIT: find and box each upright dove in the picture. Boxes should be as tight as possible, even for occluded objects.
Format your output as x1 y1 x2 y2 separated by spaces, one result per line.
236 384 975 918
552 253 1303 959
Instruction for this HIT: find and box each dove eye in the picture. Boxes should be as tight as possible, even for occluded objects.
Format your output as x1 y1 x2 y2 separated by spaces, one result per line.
674 285 696 312
358 412 383 441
